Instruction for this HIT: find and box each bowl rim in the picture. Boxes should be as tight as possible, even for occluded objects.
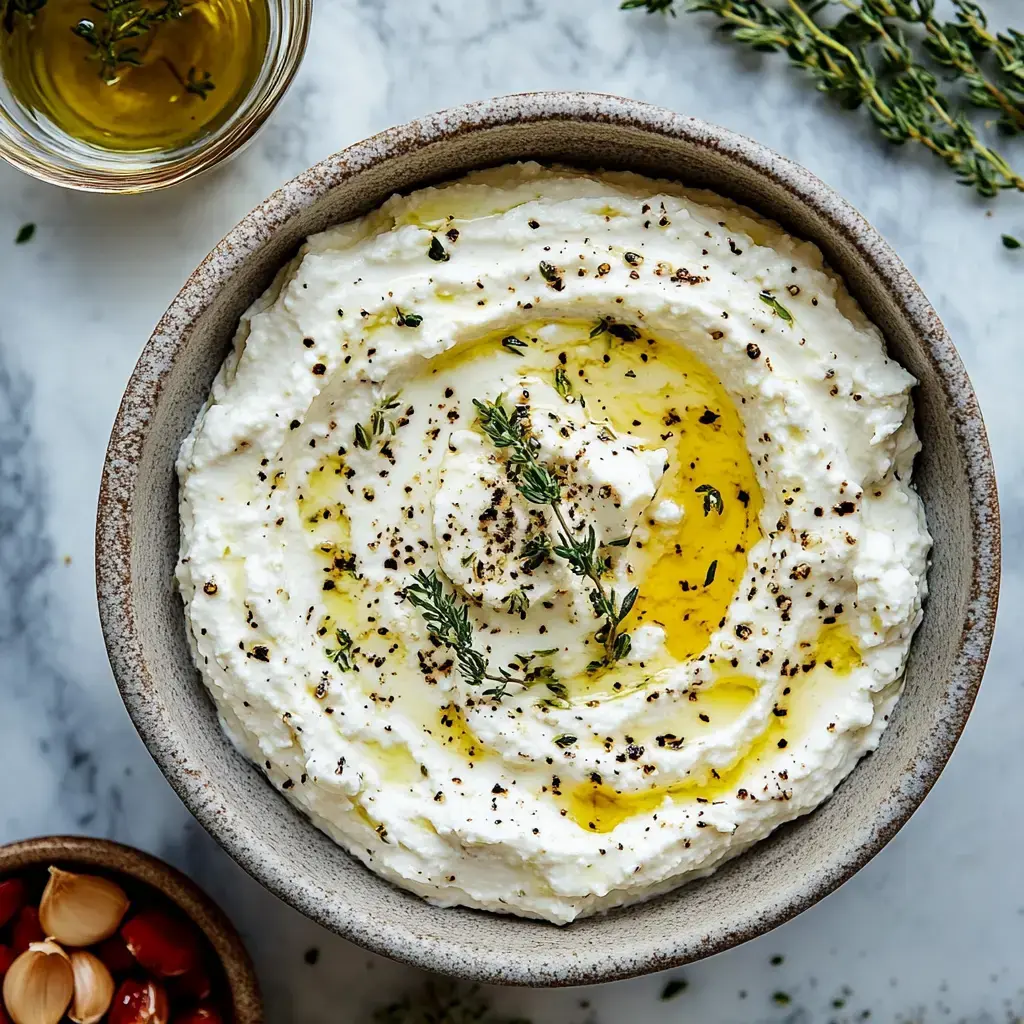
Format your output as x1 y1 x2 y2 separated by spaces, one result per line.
0 835 263 1021
96 90 1001 986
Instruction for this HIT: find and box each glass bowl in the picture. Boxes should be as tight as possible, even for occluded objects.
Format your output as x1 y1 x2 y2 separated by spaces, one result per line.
0 0 310 193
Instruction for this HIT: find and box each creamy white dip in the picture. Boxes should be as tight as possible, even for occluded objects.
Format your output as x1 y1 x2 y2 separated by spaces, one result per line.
177 164 930 924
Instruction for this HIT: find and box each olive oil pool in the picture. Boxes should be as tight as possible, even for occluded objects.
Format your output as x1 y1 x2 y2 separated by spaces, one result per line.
1 0 270 152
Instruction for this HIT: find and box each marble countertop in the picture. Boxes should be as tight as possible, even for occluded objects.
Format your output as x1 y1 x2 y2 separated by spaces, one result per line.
1 1 1022 1021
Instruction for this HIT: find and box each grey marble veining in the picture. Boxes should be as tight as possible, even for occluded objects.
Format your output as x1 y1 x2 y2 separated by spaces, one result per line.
1 1 1023 1021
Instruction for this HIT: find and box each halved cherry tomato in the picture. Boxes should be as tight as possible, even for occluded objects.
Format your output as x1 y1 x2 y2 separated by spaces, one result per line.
0 943 14 981
108 979 170 1024
11 906 43 952
173 1006 223 1024
96 933 137 975
121 911 201 977
0 879 27 930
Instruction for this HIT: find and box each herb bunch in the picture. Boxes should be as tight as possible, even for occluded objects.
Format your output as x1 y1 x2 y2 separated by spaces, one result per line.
472 397 639 669
623 0 1024 198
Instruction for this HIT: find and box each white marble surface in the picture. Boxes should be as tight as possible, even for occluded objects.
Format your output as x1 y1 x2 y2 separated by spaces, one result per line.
1 1 1022 1020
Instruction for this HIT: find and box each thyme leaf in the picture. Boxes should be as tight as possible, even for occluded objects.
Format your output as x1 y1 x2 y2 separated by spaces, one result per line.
758 290 794 325
427 236 449 262
325 629 354 671
353 392 401 451
503 589 530 616
590 315 642 341
695 483 724 516
500 335 529 356
395 307 423 327
553 366 573 399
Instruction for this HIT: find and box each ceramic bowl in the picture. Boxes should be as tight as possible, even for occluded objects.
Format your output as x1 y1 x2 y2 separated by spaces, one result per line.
0 835 262 1021
96 92 1000 986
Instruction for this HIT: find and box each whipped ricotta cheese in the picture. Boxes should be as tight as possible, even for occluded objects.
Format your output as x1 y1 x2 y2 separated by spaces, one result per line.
177 163 931 923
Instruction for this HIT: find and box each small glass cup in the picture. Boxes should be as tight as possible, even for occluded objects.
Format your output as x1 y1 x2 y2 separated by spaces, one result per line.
0 0 310 193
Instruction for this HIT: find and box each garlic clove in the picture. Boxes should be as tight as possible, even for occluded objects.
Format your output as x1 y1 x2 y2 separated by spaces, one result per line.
68 951 114 1024
108 979 169 1024
2 941 74 1024
38 868 129 948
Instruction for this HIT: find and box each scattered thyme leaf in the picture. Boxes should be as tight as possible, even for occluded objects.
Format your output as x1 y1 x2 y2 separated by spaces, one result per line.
14 223 34 244
554 734 577 748
1002 233 1022 249
373 980 532 1024
395 307 423 327
503 589 530 616
538 261 564 290
501 335 529 356
354 392 401 451
554 366 573 399
592 316 641 341
704 559 718 587
759 290 794 325
608 321 642 341
695 483 724 516
427 236 449 262
660 978 688 1000
325 629 353 671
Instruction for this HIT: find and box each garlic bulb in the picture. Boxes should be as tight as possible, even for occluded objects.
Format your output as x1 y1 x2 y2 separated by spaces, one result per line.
68 951 114 1024
38 868 129 947
2 941 74 1024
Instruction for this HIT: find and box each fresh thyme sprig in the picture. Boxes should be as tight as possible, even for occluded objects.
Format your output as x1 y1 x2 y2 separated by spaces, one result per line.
472 397 638 669
623 0 1024 197
403 569 527 700
353 392 401 451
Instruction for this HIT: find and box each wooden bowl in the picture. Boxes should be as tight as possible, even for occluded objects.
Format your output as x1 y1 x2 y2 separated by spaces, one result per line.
0 835 262 1023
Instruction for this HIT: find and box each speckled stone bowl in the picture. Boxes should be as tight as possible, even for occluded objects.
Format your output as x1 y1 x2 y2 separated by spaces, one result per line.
96 92 1000 987
0 836 262 1022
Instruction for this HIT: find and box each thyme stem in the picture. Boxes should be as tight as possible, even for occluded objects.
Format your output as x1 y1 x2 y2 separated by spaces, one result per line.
473 398 637 668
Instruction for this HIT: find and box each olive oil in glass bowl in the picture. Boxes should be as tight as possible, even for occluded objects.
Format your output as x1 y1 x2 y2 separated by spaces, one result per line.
0 0 309 191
